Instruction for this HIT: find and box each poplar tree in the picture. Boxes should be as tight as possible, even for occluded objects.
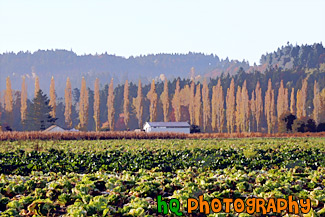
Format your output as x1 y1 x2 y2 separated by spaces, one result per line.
34 76 40 98
297 78 308 118
296 90 303 119
211 86 217 131
49 76 56 118
194 83 202 127
216 79 224 133
4 77 13 127
202 79 210 131
277 80 288 121
290 88 296 115
160 78 169 122
226 78 235 133
265 79 275 133
255 81 263 132
250 90 256 131
21 76 27 124
189 80 195 125
93 78 100 131
235 86 242 132
107 78 115 130
123 80 129 128
147 80 158 122
313 80 321 125
241 81 249 132
133 79 143 128
172 79 181 122
79 77 89 131
64 77 72 128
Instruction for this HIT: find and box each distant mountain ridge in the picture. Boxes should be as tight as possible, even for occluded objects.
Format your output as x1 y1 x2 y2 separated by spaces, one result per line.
0 43 324 97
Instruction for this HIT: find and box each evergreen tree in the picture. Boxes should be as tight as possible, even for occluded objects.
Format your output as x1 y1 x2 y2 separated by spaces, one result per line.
25 90 56 131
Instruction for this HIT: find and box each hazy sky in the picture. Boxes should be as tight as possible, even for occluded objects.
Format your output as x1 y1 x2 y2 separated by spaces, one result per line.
0 0 324 64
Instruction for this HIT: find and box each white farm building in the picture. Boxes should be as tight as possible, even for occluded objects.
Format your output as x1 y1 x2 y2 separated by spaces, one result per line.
143 122 190 134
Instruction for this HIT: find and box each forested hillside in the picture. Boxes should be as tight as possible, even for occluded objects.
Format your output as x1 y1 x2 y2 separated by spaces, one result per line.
0 43 325 132
0 51 249 97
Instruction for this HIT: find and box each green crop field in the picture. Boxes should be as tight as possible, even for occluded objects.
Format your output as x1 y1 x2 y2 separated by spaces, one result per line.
0 138 325 216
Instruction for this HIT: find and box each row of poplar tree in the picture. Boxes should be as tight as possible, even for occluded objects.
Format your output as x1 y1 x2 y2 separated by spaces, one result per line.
1 75 325 132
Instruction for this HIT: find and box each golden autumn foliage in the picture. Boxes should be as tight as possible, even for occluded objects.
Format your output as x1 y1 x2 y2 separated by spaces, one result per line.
93 78 100 131
241 81 249 132
255 81 263 132
194 83 202 127
64 77 72 128
313 81 321 125
79 77 89 131
123 80 129 128
133 80 143 128
147 80 158 122
215 79 224 133
34 76 40 98
49 76 56 118
235 86 242 132
189 80 195 125
107 78 115 130
5 77 13 127
20 76 27 124
250 90 256 131
172 79 181 122
296 78 308 119
290 88 296 115
277 80 288 121
202 79 210 131
160 78 169 122
226 78 235 133
265 79 275 133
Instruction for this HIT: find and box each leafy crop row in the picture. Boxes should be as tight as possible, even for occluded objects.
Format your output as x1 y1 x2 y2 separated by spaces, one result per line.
0 146 324 175
0 167 324 216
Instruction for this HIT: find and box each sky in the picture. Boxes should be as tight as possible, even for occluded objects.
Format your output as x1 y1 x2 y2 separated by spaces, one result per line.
0 0 324 65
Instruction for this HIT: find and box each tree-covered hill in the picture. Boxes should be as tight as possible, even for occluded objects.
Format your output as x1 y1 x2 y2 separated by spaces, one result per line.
0 51 249 97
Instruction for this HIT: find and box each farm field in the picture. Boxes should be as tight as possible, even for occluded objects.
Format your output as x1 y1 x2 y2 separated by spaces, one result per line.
0 138 325 216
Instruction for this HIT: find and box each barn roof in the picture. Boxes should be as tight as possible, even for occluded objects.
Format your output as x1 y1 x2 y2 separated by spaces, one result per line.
145 122 190 127
43 125 65 132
